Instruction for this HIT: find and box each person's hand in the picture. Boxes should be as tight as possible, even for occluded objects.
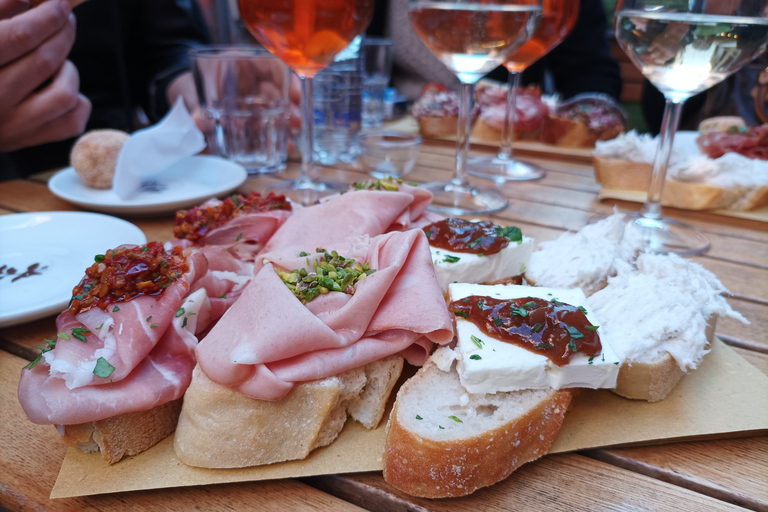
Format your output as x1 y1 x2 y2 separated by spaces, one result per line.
0 0 91 152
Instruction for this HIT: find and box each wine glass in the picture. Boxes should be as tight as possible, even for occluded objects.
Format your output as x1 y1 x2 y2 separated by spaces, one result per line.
238 0 374 205
468 0 579 182
409 0 543 215
614 0 768 254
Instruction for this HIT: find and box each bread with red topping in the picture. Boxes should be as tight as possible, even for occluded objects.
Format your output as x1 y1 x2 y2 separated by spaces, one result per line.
413 83 479 138
472 86 549 142
383 358 571 498
541 94 627 148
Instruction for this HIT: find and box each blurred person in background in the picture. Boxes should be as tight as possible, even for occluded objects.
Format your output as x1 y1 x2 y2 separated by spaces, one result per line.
377 0 622 101
0 0 211 180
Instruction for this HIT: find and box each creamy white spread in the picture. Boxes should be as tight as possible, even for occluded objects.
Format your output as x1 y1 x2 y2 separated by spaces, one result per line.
429 236 533 290
448 283 621 394
593 130 695 166
589 252 748 371
526 213 643 296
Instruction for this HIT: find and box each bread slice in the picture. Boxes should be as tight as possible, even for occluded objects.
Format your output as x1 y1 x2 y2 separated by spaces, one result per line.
174 356 403 469
418 115 459 138
612 316 717 402
383 360 571 498
470 118 541 143
60 398 183 464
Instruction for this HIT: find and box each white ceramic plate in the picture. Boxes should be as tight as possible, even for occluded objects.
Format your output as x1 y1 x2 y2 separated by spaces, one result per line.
0 212 147 328
48 155 248 215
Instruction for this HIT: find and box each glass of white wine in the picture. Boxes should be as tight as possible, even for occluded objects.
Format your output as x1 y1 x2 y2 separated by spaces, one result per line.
408 0 542 215
615 0 768 254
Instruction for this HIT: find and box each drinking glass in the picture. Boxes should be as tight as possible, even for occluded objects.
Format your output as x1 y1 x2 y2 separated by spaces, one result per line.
238 0 374 205
408 0 542 215
190 46 290 174
468 0 578 182
362 37 394 127
615 0 768 254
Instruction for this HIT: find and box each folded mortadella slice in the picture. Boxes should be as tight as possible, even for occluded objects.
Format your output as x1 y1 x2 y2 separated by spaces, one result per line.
259 180 433 257
18 289 210 425
195 229 454 401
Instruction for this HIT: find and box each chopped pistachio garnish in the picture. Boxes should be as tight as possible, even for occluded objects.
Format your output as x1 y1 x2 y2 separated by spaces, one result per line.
278 249 375 304
348 176 401 192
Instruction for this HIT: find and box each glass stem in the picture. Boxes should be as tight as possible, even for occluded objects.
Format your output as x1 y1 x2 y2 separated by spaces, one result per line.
298 75 315 185
453 81 475 187
642 98 684 220
498 71 520 160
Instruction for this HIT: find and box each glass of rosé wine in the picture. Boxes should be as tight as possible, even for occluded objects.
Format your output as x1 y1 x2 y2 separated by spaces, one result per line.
613 0 768 254
238 0 374 205
409 0 542 215
467 0 579 182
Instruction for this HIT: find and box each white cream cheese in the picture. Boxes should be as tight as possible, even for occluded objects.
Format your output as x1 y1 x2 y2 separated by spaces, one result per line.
447 283 621 394
593 130 696 166
429 236 533 290
589 252 748 372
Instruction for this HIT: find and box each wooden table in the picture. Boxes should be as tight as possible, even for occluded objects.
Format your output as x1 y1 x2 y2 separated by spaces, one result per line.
1 139 766 511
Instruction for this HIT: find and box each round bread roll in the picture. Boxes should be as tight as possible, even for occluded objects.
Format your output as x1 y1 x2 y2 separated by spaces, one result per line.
70 129 130 189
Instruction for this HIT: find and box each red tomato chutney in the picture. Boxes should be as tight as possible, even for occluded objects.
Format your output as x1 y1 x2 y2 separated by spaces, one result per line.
174 192 291 241
68 242 190 315
423 218 522 256
448 296 601 366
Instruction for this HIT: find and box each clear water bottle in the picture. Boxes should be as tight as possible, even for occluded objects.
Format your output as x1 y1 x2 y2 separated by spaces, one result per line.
312 36 363 165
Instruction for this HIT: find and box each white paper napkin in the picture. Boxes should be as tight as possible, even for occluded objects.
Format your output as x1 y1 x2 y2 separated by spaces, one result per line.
112 98 207 199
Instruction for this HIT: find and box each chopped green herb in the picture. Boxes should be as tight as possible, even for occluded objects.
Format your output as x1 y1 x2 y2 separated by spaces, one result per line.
113 306 120 312
493 317 503 327
416 415 423 420
477 299 485 308
182 317 188 328
449 415 463 423
176 308 185 318
565 326 584 339
578 306 588 315
141 246 149 253
150 323 157 329
95 323 103 330
471 335 484 349
477 253 484 257
146 315 152 322
523 301 536 308
439 425 445 429
443 254 460 263
454 311 469 318
94 254 105 263
71 326 90 342
587 325 600 332
511 307 527 317
299 251 309 257
495 225 522 242
534 343 554 350
569 340 578 352
23 338 57 369
93 357 115 378
614 361 620 365
58 332 70 341
425 229 433 238
602 353 605 362
408 181 419 186
467 238 483 250
470 354 482 360
520 264 526 273
235 233 243 242
532 323 543 333
588 355 595 365
220 294 227 298
462 298 469 303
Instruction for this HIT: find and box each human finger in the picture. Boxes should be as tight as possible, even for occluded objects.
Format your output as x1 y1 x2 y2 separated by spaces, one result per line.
0 93 89 150
0 0 31 19
0 0 71 65
0 9 75 110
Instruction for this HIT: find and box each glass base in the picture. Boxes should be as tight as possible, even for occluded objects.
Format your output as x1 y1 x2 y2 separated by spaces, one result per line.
265 177 345 206
467 155 546 182
623 212 710 256
421 180 509 216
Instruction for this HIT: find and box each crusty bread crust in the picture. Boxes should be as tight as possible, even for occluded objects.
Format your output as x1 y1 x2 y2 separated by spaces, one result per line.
593 155 768 211
383 362 571 498
418 115 459 138
175 357 403 469
612 316 717 402
60 399 183 464
470 119 541 143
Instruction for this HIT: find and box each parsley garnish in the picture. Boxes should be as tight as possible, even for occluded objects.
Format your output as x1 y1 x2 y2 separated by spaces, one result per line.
176 308 185 318
150 323 157 329
443 254 460 263
146 315 152 322
93 357 115 378
523 301 536 308
532 323 543 333
57 332 70 341
511 307 527 317
493 317 503 326
565 326 584 339
71 326 90 342
477 299 485 308
299 251 309 257
94 254 105 263
470 354 482 360
449 415 463 423
182 317 188 328
235 233 243 242
454 311 469 318
467 238 483 250
439 425 445 429
113 306 120 312
425 229 433 238
416 415 423 420
569 340 578 352
578 306 588 315
587 325 599 332
588 355 594 365
23 338 57 369
220 294 227 299
471 335 484 348
495 225 522 242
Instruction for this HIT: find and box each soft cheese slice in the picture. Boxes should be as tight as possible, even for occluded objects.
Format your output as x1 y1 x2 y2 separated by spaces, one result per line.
447 283 621 394
430 236 533 290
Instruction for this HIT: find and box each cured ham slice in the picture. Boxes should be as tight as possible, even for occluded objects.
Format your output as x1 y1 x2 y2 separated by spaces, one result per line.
195 229 454 401
260 180 433 258
697 125 768 160
19 290 210 425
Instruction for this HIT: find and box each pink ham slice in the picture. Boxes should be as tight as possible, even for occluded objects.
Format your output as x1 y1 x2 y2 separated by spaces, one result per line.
18 289 209 425
259 185 433 257
195 229 454 401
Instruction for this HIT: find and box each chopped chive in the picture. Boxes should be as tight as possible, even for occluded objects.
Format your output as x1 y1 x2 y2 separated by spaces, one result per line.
449 415 463 423
588 355 594 365
532 323 543 333
471 335 483 349
569 340 578 352
443 254 460 263
182 317 188 328
477 299 485 308
587 325 600 332
299 251 309 257
146 315 152 322
235 233 243 242
150 323 157 329
425 229 433 238
578 306 588 315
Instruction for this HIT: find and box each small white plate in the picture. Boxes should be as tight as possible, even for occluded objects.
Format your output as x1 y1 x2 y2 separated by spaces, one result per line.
0 212 147 328
48 155 248 215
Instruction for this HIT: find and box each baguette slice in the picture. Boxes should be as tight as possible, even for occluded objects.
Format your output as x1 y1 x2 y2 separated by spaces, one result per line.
471 118 541 143
418 115 459 138
383 360 571 498
175 356 403 469
60 398 183 464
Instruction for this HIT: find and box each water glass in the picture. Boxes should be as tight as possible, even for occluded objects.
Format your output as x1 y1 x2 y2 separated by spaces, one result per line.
190 46 290 174
362 37 393 127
